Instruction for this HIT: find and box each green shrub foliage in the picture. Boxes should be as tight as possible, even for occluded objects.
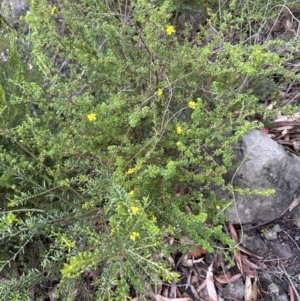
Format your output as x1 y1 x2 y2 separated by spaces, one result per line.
0 0 298 299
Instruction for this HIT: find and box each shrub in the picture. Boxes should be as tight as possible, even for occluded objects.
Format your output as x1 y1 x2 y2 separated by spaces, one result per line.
0 0 297 299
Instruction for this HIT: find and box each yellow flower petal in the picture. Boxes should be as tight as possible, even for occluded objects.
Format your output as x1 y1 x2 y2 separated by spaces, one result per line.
188 101 196 109
130 232 140 241
157 88 163 96
126 168 135 175
131 205 139 215
166 25 176 35
176 126 182 134
87 113 97 121
51 6 57 15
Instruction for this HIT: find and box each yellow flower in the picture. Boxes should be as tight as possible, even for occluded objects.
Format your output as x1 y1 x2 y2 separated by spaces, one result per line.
157 88 163 96
176 126 182 134
216 205 221 210
130 232 140 241
129 190 135 196
188 101 196 110
166 25 176 35
151 215 157 222
126 168 135 175
131 205 139 215
51 6 57 15
87 113 97 121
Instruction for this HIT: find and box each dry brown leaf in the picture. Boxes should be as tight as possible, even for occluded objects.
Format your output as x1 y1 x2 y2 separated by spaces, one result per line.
71 281 79 300
214 250 225 270
167 256 175 269
289 284 295 301
275 113 288 122
292 112 300 120
215 273 242 284
228 223 239 244
180 253 204 267
284 133 290 141
241 255 262 270
242 263 257 278
288 196 300 212
275 121 300 127
130 298 139 301
280 97 293 106
230 297 243 301
284 19 295 32
175 184 186 197
251 278 258 301
189 245 207 258
206 263 218 301
281 129 289 136
236 244 263 260
228 224 244 272
164 235 175 246
244 276 252 301
214 274 231 284
185 205 193 215
274 112 300 122
293 141 300 151
234 251 244 275
274 125 294 131
169 280 177 299
196 279 207 294
48 291 57 301
151 293 189 301
162 287 169 298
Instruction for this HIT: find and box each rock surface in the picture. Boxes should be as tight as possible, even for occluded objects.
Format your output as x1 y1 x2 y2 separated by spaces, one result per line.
238 230 268 257
0 0 29 29
271 242 294 260
222 277 244 300
289 206 300 228
225 130 300 224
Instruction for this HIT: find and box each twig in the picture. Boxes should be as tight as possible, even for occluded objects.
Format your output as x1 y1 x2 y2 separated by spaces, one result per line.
282 230 300 253
280 265 300 301
289 283 295 301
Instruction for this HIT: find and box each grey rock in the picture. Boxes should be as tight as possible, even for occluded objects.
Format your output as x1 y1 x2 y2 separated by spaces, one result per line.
289 205 300 228
0 0 29 29
225 130 300 224
268 283 280 295
271 243 294 260
267 283 289 301
239 230 268 257
222 277 244 300
262 224 282 241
